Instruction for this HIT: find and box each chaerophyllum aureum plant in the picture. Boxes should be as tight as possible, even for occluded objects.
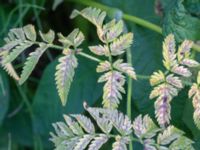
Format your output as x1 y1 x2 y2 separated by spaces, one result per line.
0 7 200 149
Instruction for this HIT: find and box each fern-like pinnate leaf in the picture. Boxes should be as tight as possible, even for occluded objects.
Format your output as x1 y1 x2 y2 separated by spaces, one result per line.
0 25 61 84
150 34 200 127
2 63 19 80
150 71 182 127
106 20 123 42
89 45 109 56
88 134 108 150
150 70 165 86
3 42 33 64
113 59 136 79
188 71 200 129
110 33 133 56
70 7 106 29
51 103 194 150
96 61 111 73
157 126 184 145
19 44 49 85
55 29 84 105
1 25 38 65
55 49 78 105
98 71 125 108
112 136 129 150
0 51 19 80
51 104 131 150
133 115 160 139
58 29 84 48
70 7 137 109
23 24 37 41
162 34 176 70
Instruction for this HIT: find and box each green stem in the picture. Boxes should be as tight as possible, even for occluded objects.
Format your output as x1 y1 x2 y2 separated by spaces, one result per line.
78 52 101 62
126 47 133 150
123 14 162 34
69 0 200 52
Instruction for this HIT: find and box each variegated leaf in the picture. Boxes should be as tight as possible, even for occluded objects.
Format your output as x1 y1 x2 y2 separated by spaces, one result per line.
98 71 125 108
74 135 94 150
58 29 84 48
110 33 133 56
162 34 177 70
84 104 112 134
113 59 136 79
107 110 132 135
70 7 106 28
23 24 37 41
181 58 199 67
154 95 172 127
169 136 194 150
106 20 123 42
3 42 33 64
19 43 49 85
177 40 193 62
157 126 184 145
39 29 55 44
71 114 95 134
55 49 78 105
150 70 165 86
89 45 109 56
2 63 19 80
166 74 183 89
171 65 192 77
88 134 108 150
112 136 128 150
133 115 160 139
63 115 84 135
96 61 111 73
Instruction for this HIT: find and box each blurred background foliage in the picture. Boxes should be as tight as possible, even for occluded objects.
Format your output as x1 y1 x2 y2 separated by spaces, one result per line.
1 0 200 149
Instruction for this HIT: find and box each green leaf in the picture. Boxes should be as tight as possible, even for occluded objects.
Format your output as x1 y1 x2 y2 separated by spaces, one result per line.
32 57 102 148
3 42 33 64
39 29 55 44
184 0 200 18
106 20 123 42
23 24 37 41
58 29 84 48
110 32 133 56
162 0 200 42
157 126 184 145
55 49 78 105
19 44 48 85
70 7 106 28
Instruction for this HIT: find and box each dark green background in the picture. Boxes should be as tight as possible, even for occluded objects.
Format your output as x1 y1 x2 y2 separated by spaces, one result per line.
0 0 200 149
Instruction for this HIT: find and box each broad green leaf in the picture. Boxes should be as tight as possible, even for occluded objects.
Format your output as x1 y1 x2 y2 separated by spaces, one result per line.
162 0 200 42
184 0 200 18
